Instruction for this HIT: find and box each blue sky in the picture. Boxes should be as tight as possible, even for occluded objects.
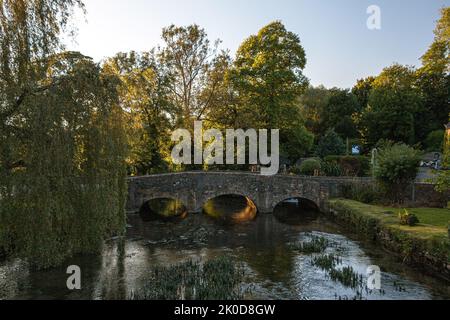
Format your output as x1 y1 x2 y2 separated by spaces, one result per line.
68 0 449 88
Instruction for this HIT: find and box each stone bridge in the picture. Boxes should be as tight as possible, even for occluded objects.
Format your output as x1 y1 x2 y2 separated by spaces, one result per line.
126 172 373 214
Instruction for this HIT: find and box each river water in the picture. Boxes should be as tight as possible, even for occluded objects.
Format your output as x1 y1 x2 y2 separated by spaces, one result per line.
0 197 449 300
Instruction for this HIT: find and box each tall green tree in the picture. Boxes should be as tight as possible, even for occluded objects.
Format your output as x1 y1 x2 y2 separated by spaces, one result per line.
435 121 450 193
416 7 450 140
321 88 360 140
229 21 313 160
159 24 221 127
198 51 242 128
298 85 331 137
316 129 346 158
104 51 174 175
352 76 376 109
357 64 425 149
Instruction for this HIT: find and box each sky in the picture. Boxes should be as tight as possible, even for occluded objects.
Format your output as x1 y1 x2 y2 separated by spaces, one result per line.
67 0 449 89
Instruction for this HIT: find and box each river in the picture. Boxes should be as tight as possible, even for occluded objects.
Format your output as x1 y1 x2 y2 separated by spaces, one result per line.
0 196 449 300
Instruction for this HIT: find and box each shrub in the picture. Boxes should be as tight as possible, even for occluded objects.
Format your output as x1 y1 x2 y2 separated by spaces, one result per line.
289 165 302 175
374 144 421 203
320 160 343 177
398 209 420 226
299 159 321 176
341 156 370 176
341 184 381 204
316 129 346 158
323 155 370 177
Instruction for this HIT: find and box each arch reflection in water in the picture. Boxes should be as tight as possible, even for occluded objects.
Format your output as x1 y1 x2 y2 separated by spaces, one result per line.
139 198 188 222
273 197 320 225
203 195 257 224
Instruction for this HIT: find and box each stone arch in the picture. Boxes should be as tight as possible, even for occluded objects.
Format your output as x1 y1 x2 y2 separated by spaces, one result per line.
270 194 320 213
138 196 188 221
139 193 189 213
200 192 259 213
201 193 258 222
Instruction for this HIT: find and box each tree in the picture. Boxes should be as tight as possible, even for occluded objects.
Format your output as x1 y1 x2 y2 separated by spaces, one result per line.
352 76 375 109
279 110 314 161
298 85 331 136
104 51 174 175
229 21 313 160
321 88 360 139
159 24 221 127
416 8 450 140
316 129 346 158
0 1 84 138
230 21 309 128
198 51 243 128
0 1 127 268
357 64 425 149
435 121 450 193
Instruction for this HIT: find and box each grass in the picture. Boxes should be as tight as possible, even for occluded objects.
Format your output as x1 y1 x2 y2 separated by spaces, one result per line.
330 199 449 242
328 199 450 271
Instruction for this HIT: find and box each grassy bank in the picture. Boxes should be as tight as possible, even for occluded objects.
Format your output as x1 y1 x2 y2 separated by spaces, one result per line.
327 199 450 281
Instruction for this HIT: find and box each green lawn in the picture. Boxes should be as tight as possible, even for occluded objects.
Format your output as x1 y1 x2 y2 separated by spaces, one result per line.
329 199 450 241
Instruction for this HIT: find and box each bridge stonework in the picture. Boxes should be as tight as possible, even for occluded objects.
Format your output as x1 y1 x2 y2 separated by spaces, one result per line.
126 172 373 214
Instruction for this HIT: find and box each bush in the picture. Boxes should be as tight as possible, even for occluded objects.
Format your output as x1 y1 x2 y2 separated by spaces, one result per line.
340 156 365 176
341 184 381 204
316 129 346 158
323 155 370 177
424 130 444 152
374 144 421 203
398 209 420 226
299 159 322 176
289 165 302 175
320 160 343 177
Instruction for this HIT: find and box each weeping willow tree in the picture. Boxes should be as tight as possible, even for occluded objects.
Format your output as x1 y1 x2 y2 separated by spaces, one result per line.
0 1 128 268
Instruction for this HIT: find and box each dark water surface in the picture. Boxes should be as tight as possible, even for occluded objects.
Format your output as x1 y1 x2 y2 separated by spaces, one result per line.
1 197 449 300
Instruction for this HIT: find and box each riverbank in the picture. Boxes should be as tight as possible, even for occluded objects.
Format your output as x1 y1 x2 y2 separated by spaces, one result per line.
326 199 450 282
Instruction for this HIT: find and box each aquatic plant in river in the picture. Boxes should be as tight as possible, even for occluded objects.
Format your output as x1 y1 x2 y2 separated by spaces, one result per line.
290 235 330 254
131 256 248 300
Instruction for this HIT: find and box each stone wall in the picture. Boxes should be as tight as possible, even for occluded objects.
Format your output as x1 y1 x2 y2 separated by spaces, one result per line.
408 183 449 208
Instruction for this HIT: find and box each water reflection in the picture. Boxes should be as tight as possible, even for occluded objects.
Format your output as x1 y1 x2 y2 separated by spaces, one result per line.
203 195 257 224
274 198 320 225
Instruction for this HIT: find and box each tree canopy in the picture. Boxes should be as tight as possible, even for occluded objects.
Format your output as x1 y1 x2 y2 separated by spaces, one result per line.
0 1 127 268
